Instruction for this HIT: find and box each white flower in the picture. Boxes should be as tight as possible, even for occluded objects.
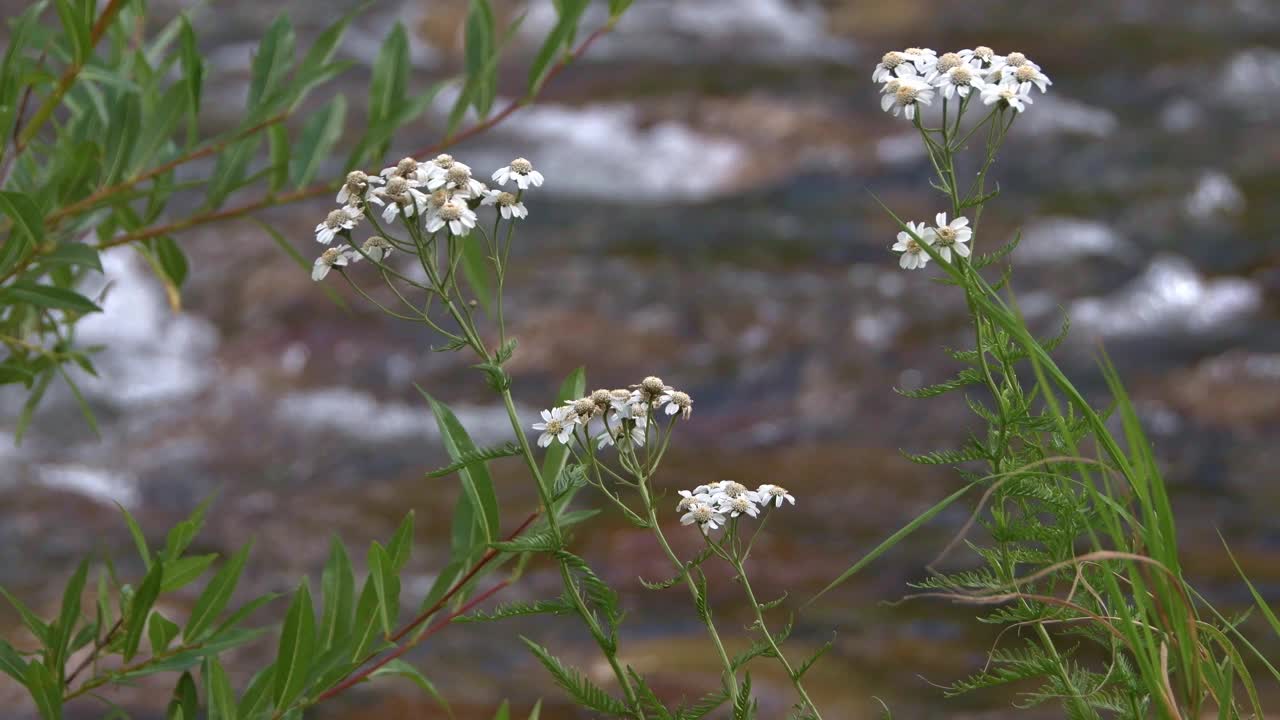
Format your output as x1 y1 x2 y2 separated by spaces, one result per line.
872 50 911 83
311 246 359 281
1001 63 1052 94
677 489 711 512
314 206 361 245
680 502 726 532
657 390 692 419
597 405 647 449
958 46 999 70
425 200 477 236
936 65 987 99
372 176 429 222
722 494 760 519
492 158 544 190
880 78 934 120
901 47 938 74
891 220 935 270
429 163 486 198
992 51 1041 76
336 170 383 204
361 236 394 262
424 154 459 183
755 484 795 508
482 190 528 220
981 83 1033 113
380 157 430 184
930 212 972 262
532 405 576 448
715 481 753 501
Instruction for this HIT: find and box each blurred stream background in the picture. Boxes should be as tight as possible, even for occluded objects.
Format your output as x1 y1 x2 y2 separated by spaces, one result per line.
2 0 1279 717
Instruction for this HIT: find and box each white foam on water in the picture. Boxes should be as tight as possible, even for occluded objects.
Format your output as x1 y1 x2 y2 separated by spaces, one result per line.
1013 94 1118 138
1016 217 1134 264
459 99 746 201
1185 171 1245 221
36 464 139 508
274 386 521 446
522 0 851 62
1071 255 1262 338
76 253 220 407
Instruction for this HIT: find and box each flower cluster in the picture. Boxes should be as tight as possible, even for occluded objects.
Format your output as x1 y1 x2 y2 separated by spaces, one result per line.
891 212 973 270
532 376 692 449
676 481 795 533
875 46 1051 119
309 156 543 281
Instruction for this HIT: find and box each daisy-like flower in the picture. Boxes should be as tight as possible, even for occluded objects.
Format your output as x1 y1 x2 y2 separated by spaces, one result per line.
892 220 935 270
633 376 672 405
598 405 647 449
360 236 394 262
658 390 692 419
722 494 760 519
872 50 911 83
372 176 429 222
901 47 939 74
994 51 1041 74
424 154 459 183
482 190 529 220
336 170 383 204
714 481 756 502
677 489 711 512
380 157 430 184
315 206 361 245
756 484 796 508
1002 63 1052 94
937 65 987 99
425 199 477 236
930 212 973 262
926 52 966 82
881 78 934 120
680 502 726 533
532 405 576 448
311 246 359 281
959 46 998 70
571 397 598 422
589 389 613 415
981 83 1033 113
492 158 545 190
430 163 486 198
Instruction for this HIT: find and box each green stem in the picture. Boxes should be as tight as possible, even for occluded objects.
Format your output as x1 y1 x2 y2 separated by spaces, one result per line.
732 557 823 719
636 481 740 706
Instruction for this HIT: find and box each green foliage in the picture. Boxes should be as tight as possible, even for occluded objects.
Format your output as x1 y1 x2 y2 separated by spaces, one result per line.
520 637 630 716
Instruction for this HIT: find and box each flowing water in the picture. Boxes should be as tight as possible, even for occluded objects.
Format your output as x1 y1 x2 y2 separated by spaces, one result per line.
2 0 1280 717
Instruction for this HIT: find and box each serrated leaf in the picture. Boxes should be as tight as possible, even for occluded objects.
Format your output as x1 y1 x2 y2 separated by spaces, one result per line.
520 637 629 715
425 442 521 479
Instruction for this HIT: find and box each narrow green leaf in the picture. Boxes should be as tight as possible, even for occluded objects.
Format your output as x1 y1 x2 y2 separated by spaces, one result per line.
149 611 180 654
807 480 980 605
51 559 89 671
320 537 355 650
370 659 454 718
160 553 217 593
152 237 189 290
386 511 415 572
117 502 152 569
24 661 62 720
272 581 316 708
167 671 199 720
184 542 251 642
367 23 408 132
123 561 164 661
204 657 238 720
0 639 28 686
39 243 102 271
491 699 510 720
177 16 203 142
247 16 296 115
289 95 345 187
423 391 501 545
237 666 276 719
0 284 101 313
527 0 586 93
367 542 399 636
464 0 496 116
0 587 50 645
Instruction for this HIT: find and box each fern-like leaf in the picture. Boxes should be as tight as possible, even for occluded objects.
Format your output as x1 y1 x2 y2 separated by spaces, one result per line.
424 442 521 478
520 637 630 716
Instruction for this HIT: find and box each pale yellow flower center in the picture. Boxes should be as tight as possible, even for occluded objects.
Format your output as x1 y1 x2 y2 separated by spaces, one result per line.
935 226 957 244
439 203 462 221
950 66 973 84
881 51 903 68
510 158 533 174
496 191 517 207
321 247 343 264
325 209 348 228
1015 65 1037 82
1006 52 1027 67
937 53 962 72
895 85 919 104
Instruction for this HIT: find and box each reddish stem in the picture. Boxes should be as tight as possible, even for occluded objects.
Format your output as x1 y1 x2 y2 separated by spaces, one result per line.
312 580 509 704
